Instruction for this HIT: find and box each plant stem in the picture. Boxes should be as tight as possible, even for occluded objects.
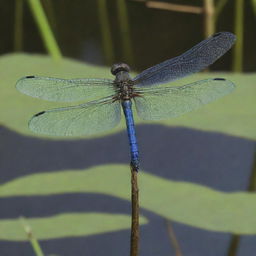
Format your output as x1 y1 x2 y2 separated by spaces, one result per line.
14 0 24 51
97 0 114 65
27 0 62 60
232 0 244 72
116 0 134 65
20 217 45 256
248 147 256 191
130 164 139 256
251 0 256 18
227 147 256 256
214 0 229 23
145 1 203 14
203 0 215 38
227 235 240 256
165 219 183 256
41 0 58 35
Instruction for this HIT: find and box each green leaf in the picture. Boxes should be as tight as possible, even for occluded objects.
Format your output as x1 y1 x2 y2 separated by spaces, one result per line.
0 213 148 241
0 53 256 140
1 164 256 234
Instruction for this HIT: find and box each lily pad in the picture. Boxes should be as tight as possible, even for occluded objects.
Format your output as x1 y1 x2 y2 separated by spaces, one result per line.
0 53 255 140
1 164 256 234
0 212 147 241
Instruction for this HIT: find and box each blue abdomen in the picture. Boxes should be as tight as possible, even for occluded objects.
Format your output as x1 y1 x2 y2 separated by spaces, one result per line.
122 100 139 171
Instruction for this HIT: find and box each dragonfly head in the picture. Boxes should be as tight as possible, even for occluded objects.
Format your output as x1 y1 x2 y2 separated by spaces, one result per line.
111 63 130 76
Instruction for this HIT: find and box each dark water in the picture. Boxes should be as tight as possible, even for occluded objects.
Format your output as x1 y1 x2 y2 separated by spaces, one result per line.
0 0 256 71
0 125 256 256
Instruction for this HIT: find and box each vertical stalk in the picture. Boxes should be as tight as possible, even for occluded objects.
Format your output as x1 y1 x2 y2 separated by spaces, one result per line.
20 217 44 256
165 219 183 256
41 0 58 34
203 0 215 38
251 0 256 18
27 0 62 60
116 0 134 65
97 0 114 65
227 147 256 256
130 164 139 256
248 148 256 191
214 0 229 23
14 0 24 51
232 0 244 72
227 235 240 256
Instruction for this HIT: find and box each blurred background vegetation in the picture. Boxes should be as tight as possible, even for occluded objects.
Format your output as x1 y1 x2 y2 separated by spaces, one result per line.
0 0 255 72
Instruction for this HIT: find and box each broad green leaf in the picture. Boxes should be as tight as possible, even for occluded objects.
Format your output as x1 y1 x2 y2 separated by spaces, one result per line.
0 53 256 140
0 213 148 241
1 164 256 234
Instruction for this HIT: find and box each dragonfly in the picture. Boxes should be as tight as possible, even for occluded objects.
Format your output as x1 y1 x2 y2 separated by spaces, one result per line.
16 32 236 171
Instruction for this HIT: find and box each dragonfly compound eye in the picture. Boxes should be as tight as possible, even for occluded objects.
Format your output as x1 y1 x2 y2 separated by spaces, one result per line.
111 63 130 75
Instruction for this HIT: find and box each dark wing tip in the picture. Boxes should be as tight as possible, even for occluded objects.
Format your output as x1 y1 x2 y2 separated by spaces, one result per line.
213 32 222 37
213 78 236 91
214 78 226 81
212 31 236 42
16 76 36 89
34 111 45 117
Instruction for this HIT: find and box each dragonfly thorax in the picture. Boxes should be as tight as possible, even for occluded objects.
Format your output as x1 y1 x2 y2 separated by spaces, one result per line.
114 73 134 101
111 63 136 101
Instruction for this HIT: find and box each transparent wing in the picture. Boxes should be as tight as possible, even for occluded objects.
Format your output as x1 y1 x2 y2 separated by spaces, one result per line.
134 78 235 120
29 96 121 136
133 32 236 87
16 76 115 102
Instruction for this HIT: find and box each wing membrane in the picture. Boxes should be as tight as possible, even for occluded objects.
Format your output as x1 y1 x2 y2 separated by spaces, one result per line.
29 97 121 136
16 76 115 102
134 78 235 120
133 32 236 87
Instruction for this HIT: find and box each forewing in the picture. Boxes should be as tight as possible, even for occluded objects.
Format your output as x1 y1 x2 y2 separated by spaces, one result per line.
29 97 121 136
134 78 235 120
16 76 115 102
133 32 236 87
